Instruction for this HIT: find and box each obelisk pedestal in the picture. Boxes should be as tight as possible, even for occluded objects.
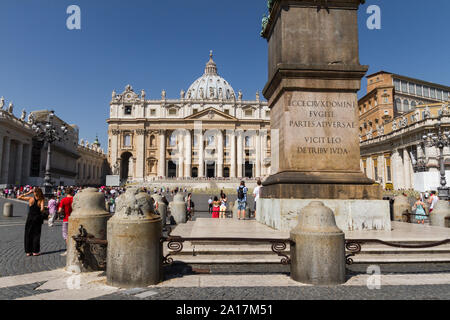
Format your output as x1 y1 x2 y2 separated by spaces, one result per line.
258 0 391 232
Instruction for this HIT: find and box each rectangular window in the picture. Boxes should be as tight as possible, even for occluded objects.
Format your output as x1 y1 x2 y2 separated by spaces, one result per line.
430 88 436 99
444 91 449 101
245 110 253 117
125 106 132 115
394 79 400 91
224 109 230 115
193 109 198 114
124 134 131 147
409 83 416 95
416 85 423 96
385 158 392 181
401 81 407 93
266 110 270 117
423 86 430 98
150 109 156 116
169 109 177 116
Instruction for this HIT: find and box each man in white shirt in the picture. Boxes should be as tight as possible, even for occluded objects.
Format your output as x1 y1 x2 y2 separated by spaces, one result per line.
252 180 263 219
428 191 439 213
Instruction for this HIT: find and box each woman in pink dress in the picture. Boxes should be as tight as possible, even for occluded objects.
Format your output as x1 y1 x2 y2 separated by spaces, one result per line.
211 196 221 219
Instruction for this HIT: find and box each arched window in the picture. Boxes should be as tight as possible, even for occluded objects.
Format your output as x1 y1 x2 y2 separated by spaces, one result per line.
411 101 417 109
150 135 156 147
403 99 409 112
394 99 402 113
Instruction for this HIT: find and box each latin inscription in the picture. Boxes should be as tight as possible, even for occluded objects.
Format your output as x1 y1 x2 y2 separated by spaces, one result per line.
289 99 356 156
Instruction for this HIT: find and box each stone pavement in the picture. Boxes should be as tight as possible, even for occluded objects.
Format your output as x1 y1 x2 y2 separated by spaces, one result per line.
1 196 450 301
0 263 449 300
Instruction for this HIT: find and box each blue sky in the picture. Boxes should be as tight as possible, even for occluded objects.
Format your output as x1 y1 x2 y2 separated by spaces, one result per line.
0 0 449 149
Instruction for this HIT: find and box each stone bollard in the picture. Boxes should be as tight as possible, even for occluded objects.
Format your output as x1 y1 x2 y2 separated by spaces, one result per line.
67 188 111 273
393 194 411 222
290 201 346 285
152 193 167 228
430 200 450 228
107 188 163 288
3 203 13 217
169 193 186 224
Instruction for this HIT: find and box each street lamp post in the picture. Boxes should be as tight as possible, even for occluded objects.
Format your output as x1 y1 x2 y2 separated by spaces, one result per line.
31 110 69 198
421 118 450 200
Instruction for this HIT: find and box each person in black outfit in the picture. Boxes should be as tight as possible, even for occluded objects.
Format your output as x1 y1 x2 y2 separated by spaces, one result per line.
18 187 46 257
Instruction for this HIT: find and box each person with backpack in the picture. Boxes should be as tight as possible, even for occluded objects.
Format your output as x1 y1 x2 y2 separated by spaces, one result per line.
236 181 248 220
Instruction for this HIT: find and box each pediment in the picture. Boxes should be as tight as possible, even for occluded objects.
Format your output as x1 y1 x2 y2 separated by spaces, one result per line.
184 107 237 121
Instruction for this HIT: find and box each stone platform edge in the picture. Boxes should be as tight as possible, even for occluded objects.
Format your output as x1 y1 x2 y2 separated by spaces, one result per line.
257 198 391 232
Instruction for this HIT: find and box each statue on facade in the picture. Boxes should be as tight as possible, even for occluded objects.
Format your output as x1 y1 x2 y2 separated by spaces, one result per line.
209 87 215 99
230 91 236 100
80 139 85 146
392 121 398 131
219 88 223 99
180 90 185 99
424 107 431 119
187 90 192 99
238 90 243 100
0 96 4 110
113 162 120 175
8 102 13 114
21 109 26 121
161 90 166 100
112 90 117 100
199 88 204 99
141 89 146 100
27 113 35 124
256 91 260 101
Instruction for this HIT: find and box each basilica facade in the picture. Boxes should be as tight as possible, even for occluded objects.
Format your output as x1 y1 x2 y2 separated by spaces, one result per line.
107 53 271 182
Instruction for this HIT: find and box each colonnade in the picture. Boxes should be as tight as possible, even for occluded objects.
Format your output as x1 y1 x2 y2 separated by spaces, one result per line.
0 135 32 186
157 129 269 179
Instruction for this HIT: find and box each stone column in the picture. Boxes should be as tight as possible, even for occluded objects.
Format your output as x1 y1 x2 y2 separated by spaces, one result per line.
261 129 268 176
256 131 261 178
230 131 236 178
158 130 166 177
111 130 120 170
1 137 11 184
403 149 412 189
136 130 146 181
184 130 192 178
178 131 184 178
394 149 405 190
0 135 3 181
15 142 23 186
217 130 224 178
237 130 243 178
198 131 204 178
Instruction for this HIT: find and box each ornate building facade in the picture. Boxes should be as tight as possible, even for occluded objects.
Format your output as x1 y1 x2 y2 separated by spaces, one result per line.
0 98 107 187
360 102 450 192
107 53 271 182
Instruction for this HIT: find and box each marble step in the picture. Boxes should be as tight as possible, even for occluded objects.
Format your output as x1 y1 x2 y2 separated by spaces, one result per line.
166 253 450 264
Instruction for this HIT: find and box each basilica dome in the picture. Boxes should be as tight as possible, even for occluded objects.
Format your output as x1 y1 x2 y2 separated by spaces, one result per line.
186 52 236 101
